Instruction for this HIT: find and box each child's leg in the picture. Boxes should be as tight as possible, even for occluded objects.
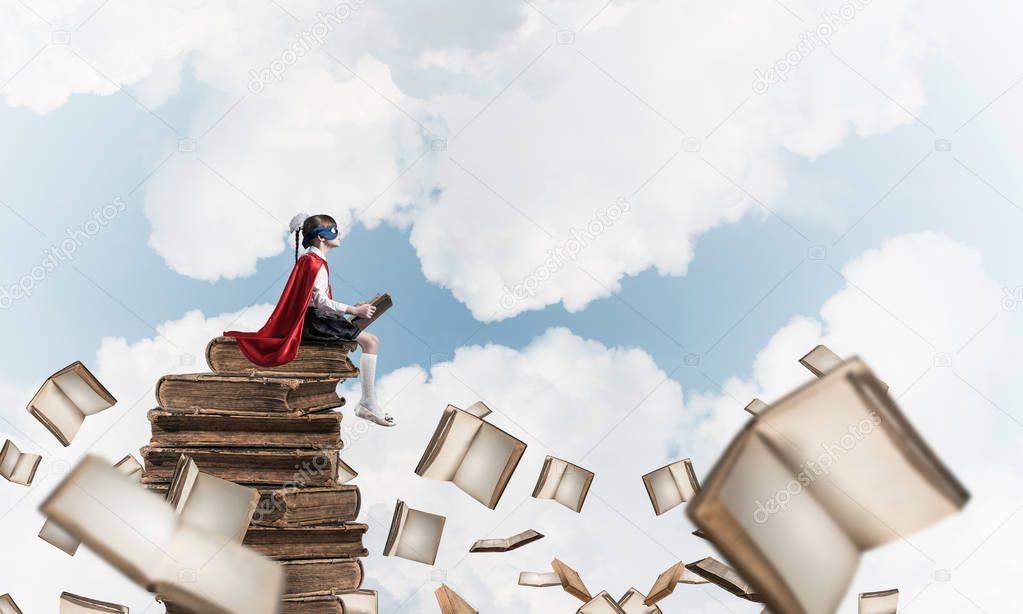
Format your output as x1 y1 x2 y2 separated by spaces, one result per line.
354 331 395 426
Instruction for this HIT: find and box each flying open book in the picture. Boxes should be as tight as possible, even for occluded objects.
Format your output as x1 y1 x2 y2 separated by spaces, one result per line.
469 528 543 553
0 439 40 486
27 361 116 446
383 499 445 565
532 456 594 512
40 454 146 555
642 458 700 515
59 592 127 613
518 558 592 602
40 456 283 614
687 357 968 614
859 589 899 614
415 403 526 509
685 557 761 602
435 584 477 614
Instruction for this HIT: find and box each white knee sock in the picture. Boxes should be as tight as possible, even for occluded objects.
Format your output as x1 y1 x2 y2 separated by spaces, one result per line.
359 353 378 408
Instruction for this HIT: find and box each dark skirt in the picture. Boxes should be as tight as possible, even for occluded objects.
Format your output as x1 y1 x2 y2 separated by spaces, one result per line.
301 307 362 343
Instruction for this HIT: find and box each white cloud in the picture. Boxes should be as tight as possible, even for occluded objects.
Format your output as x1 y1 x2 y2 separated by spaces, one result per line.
2 0 941 321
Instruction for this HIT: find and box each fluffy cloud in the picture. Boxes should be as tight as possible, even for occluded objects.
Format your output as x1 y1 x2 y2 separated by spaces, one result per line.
2 0 940 320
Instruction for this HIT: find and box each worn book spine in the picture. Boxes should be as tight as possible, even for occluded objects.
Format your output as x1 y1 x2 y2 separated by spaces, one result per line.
206 336 357 375
281 558 364 596
148 409 343 448
252 485 362 526
155 373 352 414
140 446 340 486
243 523 369 560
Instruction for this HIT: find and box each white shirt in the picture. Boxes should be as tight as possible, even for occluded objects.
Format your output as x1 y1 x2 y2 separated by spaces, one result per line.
306 246 350 316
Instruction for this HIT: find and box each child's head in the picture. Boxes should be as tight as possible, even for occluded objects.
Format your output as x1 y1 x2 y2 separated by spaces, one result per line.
291 213 340 260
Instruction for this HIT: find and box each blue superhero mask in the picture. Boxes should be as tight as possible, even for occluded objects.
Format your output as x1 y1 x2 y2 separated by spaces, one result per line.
302 225 339 248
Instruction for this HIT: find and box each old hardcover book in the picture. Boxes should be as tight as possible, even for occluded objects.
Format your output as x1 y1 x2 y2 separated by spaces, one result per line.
642 458 700 515
642 561 708 606
140 446 340 486
532 456 594 513
281 558 364 597
685 557 761 602
275 595 344 614
251 484 361 527
155 372 351 414
165 455 259 542
687 358 967 614
40 456 284 614
350 293 392 331
0 594 22 614
617 588 661 614
27 361 116 447
206 336 357 374
244 523 369 560
578 591 625 614
383 499 445 565
148 409 343 448
415 404 526 509
59 592 127 613
435 584 477 614
859 589 899 614
469 529 543 553
40 454 146 555
0 439 40 486
552 559 592 602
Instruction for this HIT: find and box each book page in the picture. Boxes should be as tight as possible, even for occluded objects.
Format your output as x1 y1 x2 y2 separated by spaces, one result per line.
39 518 81 555
40 456 178 587
799 345 844 377
717 433 859 613
54 367 114 415
418 409 483 481
338 590 378 614
644 465 683 515
745 398 769 416
0 594 21 614
452 423 522 506
392 506 445 565
464 401 492 419
176 472 258 543
518 571 561 587
534 458 568 499
859 589 899 614
667 459 699 501
153 525 284 614
30 380 85 443
113 455 143 481
554 464 593 511
759 361 964 547
578 591 625 614
337 458 358 484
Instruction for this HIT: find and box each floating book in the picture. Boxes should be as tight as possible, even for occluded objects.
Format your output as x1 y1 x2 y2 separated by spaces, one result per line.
27 361 116 446
642 458 700 515
336 457 358 484
578 591 625 613
148 409 343 448
281 558 364 597
744 398 769 416
40 454 146 555
518 558 592 602
859 589 899 614
59 592 127 613
0 594 22 614
383 499 445 565
435 584 477 614
642 561 708 606
140 446 340 486
469 529 543 553
532 456 594 513
617 588 661 614
685 557 760 602
164 454 260 543
244 523 369 560
206 336 357 374
687 358 968 614
350 293 393 331
415 403 526 509
0 439 40 486
40 456 284 614
156 372 350 415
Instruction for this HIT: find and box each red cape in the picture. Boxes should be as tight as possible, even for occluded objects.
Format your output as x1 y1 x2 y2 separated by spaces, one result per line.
224 253 331 367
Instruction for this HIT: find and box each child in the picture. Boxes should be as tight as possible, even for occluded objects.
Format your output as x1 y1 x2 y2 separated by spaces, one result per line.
224 213 396 427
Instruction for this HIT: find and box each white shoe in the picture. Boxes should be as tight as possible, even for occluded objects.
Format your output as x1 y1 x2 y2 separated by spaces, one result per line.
356 402 397 427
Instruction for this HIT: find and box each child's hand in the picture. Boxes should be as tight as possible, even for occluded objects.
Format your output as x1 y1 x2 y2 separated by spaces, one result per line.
351 304 376 318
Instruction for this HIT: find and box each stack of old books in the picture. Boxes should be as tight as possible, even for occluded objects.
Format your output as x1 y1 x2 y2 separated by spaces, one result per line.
142 335 376 614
